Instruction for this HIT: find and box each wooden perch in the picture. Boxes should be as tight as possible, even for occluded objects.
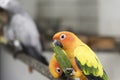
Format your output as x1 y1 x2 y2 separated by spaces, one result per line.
0 44 60 80
15 53 53 79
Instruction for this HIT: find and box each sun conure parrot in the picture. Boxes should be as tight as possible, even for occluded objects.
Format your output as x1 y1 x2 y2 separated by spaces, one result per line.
52 31 109 80
49 53 67 79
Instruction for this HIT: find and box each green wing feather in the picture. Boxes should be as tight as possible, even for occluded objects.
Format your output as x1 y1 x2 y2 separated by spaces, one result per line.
74 45 109 80
52 45 72 77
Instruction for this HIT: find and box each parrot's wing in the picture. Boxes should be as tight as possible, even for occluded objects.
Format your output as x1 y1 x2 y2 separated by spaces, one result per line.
9 14 42 50
10 14 39 39
74 45 108 80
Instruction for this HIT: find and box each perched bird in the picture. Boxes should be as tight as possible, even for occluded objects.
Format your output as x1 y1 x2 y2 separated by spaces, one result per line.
0 0 48 65
49 53 74 80
49 53 64 79
53 31 109 80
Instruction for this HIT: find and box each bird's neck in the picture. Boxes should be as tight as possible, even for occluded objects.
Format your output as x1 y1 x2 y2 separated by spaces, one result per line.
64 45 76 59
8 6 27 16
63 39 84 59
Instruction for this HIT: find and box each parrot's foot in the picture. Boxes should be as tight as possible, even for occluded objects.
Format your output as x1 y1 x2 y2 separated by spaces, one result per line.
7 40 23 59
66 68 74 76
28 66 33 74
13 52 19 59
72 71 82 78
66 68 81 78
13 50 23 59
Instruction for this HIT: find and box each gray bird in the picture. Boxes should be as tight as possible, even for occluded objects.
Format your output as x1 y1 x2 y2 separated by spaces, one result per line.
0 0 48 65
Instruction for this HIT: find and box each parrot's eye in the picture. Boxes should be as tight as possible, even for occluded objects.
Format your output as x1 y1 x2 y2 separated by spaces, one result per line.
56 67 61 73
60 34 66 40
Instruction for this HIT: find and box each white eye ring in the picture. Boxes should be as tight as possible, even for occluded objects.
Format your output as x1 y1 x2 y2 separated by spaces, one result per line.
60 34 66 40
56 67 61 73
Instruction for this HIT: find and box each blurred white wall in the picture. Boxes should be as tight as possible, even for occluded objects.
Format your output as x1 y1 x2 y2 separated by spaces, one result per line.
98 0 120 37
18 0 38 18
18 0 120 37
97 52 120 80
37 0 98 33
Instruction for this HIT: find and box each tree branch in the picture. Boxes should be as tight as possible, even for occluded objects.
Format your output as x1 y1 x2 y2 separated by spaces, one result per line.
0 44 56 80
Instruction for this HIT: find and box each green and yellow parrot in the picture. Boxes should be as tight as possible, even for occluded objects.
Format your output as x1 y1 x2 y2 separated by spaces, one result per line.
52 31 109 80
49 48 73 79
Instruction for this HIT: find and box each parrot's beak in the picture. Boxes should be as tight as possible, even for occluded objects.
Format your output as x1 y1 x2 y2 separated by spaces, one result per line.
53 40 63 48
60 72 67 79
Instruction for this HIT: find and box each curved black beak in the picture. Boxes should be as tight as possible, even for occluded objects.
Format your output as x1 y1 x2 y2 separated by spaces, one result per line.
60 73 72 80
53 40 63 48
60 72 67 79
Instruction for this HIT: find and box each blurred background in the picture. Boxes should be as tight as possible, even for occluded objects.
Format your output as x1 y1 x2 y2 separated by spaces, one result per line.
0 0 120 80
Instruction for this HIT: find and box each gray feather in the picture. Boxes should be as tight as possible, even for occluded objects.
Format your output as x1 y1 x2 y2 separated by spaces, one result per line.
0 0 48 65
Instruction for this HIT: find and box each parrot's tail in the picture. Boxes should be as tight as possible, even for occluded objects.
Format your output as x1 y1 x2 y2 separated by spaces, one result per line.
19 42 48 66
102 70 109 80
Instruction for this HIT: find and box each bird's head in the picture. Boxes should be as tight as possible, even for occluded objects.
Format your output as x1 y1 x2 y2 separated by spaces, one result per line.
49 54 64 78
0 0 22 14
53 31 81 50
